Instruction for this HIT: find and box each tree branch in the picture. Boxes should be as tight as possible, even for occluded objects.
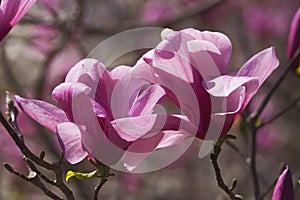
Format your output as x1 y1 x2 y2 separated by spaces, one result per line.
210 137 242 200
0 92 75 200
258 95 300 128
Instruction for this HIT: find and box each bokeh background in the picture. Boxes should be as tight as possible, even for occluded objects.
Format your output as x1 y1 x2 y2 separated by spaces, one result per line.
0 0 299 199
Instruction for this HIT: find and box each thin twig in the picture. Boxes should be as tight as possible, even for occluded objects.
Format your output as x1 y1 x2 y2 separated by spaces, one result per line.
4 163 63 200
251 45 300 123
94 178 108 200
258 178 277 200
246 46 300 200
210 138 242 200
225 141 248 160
249 124 260 200
258 95 300 128
0 96 75 200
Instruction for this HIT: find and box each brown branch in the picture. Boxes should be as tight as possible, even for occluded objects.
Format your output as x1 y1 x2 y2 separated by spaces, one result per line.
250 45 300 123
94 178 108 200
258 95 300 128
0 93 75 200
248 124 260 200
4 163 63 200
210 138 242 200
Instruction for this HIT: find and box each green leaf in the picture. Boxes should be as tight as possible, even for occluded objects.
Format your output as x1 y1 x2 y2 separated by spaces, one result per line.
66 170 100 183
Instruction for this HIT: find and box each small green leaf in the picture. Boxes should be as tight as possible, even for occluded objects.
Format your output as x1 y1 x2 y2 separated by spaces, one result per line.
66 170 100 183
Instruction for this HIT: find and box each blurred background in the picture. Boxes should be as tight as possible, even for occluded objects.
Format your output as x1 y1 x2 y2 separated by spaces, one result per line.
0 0 299 199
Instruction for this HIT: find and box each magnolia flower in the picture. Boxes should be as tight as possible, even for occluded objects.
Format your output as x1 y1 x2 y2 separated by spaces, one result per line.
16 59 195 170
272 166 295 200
0 0 37 41
15 28 279 170
134 28 279 139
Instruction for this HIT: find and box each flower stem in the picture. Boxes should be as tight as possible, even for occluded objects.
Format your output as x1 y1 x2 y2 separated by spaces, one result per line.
210 137 242 200
249 124 260 200
251 45 300 123
94 178 108 200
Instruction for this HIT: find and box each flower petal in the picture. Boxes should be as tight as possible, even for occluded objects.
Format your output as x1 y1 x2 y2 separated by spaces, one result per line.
237 47 279 88
181 28 232 73
52 82 91 121
129 84 165 116
187 40 225 80
110 72 146 119
123 130 192 171
111 114 198 142
56 122 88 164
272 166 295 200
204 75 258 97
287 7 300 59
237 47 279 106
14 95 68 133
0 0 37 41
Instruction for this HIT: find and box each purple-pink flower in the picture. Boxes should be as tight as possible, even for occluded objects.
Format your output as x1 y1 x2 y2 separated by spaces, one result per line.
15 59 194 170
135 28 279 139
272 166 295 200
15 28 279 170
0 0 37 42
287 7 300 60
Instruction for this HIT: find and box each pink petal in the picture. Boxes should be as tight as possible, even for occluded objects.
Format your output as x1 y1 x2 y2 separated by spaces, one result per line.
123 130 192 171
153 33 194 82
237 47 279 88
110 65 132 80
0 0 36 41
69 86 127 166
56 122 88 164
272 166 295 200
187 40 225 79
65 58 108 94
204 75 258 97
110 72 146 119
14 95 68 133
129 84 165 116
237 47 279 106
123 132 164 171
111 115 165 142
52 82 91 121
111 114 198 142
181 28 232 73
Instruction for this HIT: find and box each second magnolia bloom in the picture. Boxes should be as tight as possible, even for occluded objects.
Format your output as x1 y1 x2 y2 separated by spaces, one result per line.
16 28 279 171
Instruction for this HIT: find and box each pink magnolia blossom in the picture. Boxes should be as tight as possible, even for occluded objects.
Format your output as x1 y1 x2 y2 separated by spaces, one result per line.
272 166 295 200
287 7 300 60
134 28 279 139
15 28 279 170
0 0 37 41
15 59 194 170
